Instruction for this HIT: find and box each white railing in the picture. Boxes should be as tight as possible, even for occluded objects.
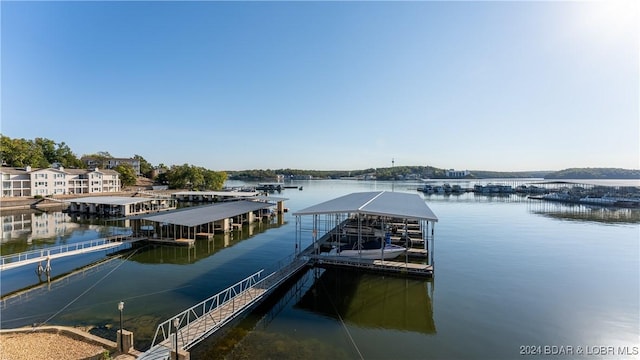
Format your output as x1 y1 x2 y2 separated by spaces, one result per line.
144 253 311 358
148 270 265 351
0 234 133 270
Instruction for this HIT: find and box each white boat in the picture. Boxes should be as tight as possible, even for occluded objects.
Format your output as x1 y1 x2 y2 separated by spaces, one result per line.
329 241 406 260
542 192 571 201
579 195 618 206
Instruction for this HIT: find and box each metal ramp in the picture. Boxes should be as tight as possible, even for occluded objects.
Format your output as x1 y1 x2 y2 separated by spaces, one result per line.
0 235 139 271
139 255 309 360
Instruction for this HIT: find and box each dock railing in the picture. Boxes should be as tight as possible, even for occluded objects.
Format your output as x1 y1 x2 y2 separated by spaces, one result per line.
148 269 265 351
145 252 311 357
0 234 134 271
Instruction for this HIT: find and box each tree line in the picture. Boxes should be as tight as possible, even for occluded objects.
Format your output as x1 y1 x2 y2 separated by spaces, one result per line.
0 135 227 190
229 166 454 181
544 168 640 179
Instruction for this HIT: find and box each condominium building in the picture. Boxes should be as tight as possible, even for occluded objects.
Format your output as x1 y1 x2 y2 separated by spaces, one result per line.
1 166 121 198
81 156 141 175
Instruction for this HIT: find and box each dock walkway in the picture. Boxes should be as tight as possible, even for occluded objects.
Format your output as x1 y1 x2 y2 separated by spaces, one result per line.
139 254 309 360
0 235 140 271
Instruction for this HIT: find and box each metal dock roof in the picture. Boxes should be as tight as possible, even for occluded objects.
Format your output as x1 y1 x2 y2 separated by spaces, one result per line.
173 190 260 197
132 200 276 227
293 191 438 221
64 196 160 206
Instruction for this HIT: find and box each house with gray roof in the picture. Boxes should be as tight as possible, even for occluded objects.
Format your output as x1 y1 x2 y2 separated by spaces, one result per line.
1 166 122 197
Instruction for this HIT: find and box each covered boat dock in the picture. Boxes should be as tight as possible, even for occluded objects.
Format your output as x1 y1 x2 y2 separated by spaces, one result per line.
293 191 438 277
172 190 260 203
130 198 284 245
65 196 177 217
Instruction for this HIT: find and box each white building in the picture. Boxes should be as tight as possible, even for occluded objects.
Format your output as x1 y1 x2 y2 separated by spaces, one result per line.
1 166 121 198
445 169 470 178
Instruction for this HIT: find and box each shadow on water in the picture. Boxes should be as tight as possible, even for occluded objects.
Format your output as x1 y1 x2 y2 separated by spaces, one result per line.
1 247 134 306
295 268 436 334
190 267 436 360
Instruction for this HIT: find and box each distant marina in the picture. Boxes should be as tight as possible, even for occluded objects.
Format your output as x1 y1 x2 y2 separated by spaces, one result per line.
417 179 640 208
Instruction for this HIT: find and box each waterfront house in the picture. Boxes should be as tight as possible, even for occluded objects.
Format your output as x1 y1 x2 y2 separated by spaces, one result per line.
1 166 122 198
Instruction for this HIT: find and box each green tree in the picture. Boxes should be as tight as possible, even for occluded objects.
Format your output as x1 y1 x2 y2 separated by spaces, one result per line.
204 169 227 190
114 163 137 187
55 142 85 168
134 154 154 178
166 164 226 190
7 137 48 167
34 137 57 164
166 164 190 189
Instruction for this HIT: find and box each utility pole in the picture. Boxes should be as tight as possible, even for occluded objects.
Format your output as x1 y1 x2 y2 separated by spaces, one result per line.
392 158 395 192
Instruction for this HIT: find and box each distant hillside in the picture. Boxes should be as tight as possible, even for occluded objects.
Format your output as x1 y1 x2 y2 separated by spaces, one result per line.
544 168 640 179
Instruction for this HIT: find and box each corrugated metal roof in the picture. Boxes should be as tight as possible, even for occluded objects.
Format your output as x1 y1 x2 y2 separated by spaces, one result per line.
293 191 438 221
65 196 157 206
133 200 276 227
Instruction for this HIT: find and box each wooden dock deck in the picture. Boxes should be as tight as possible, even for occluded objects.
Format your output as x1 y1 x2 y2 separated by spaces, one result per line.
406 248 428 258
310 254 433 277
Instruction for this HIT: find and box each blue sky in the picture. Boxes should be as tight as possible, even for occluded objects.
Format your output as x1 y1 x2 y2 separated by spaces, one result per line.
2 1 638 171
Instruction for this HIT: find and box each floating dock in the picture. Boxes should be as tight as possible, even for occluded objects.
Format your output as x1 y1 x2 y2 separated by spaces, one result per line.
171 190 260 203
65 196 177 217
310 255 433 277
129 198 286 245
293 191 438 278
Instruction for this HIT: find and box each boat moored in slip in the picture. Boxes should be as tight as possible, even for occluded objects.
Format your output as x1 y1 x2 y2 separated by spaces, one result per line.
328 240 407 260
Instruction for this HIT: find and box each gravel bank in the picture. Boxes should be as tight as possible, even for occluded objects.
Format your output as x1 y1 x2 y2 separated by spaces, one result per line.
0 332 106 360
0 327 139 360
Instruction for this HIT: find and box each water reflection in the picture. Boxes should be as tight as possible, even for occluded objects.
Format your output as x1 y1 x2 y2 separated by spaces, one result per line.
1 254 123 309
192 268 436 359
130 217 288 265
0 209 128 256
296 268 436 334
527 201 640 224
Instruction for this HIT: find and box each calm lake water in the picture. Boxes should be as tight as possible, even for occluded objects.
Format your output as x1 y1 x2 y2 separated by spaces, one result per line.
1 180 638 359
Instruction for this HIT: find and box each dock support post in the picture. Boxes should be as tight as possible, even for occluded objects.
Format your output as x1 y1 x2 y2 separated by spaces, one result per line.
44 255 51 274
431 224 435 270
170 348 190 360
116 329 133 354
172 317 181 360
117 301 125 352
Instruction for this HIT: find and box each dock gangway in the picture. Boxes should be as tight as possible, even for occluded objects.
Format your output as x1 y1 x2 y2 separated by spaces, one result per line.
139 253 310 360
0 235 139 271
